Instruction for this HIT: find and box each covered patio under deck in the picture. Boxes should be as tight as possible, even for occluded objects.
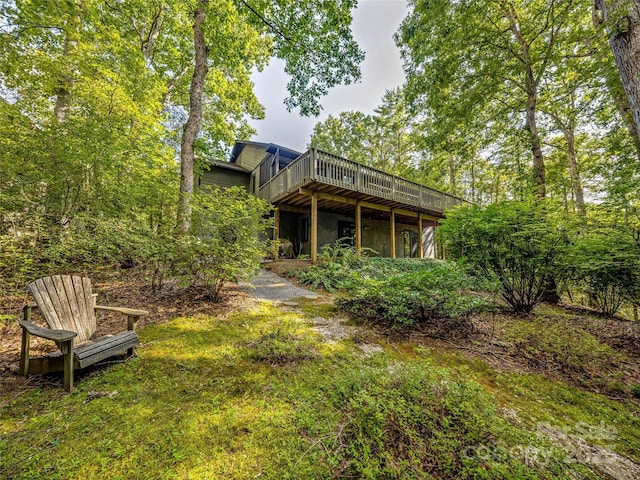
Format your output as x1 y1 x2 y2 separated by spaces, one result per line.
251 148 465 263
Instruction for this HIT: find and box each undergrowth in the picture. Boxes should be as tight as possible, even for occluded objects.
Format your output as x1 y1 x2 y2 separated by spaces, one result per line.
286 248 497 327
1 303 636 478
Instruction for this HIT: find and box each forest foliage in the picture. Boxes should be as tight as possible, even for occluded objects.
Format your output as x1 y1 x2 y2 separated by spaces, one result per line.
0 0 362 296
2 0 640 310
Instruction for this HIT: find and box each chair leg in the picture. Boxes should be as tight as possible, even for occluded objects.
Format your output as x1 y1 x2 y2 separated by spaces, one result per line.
20 329 30 377
127 315 140 357
59 340 74 392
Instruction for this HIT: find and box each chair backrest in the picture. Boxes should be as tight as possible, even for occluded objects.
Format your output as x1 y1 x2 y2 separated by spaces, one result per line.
28 275 96 344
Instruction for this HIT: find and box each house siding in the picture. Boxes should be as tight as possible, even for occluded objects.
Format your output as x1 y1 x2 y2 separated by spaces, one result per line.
200 167 250 190
234 145 269 171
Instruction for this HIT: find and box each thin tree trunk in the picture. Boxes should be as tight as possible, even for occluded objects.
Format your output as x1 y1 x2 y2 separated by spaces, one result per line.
562 127 586 217
525 86 546 198
54 2 81 123
177 0 209 233
595 0 640 147
141 5 165 64
448 155 457 196
505 5 546 198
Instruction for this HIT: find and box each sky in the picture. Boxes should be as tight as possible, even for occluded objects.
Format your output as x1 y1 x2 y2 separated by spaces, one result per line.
248 0 409 153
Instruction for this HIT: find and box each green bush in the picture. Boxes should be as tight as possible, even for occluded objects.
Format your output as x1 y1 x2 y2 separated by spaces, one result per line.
337 262 493 327
569 228 640 317
289 245 452 294
438 201 570 314
170 187 272 301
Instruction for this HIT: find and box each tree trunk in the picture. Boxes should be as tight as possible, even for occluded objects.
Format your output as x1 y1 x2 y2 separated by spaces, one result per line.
595 0 640 147
141 5 165 64
592 5 640 159
525 85 546 198
505 5 545 198
177 0 209 233
54 2 81 123
448 155 457 196
562 127 586 217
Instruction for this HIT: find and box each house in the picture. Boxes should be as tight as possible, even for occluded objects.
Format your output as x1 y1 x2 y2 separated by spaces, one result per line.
198 140 466 262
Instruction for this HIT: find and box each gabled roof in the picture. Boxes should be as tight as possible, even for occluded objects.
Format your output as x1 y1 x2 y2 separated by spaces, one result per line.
229 140 302 165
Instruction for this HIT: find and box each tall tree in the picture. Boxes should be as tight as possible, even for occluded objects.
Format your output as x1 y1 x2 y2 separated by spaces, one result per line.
310 88 420 179
0 0 176 242
594 0 640 146
175 0 364 231
397 0 589 198
177 0 209 233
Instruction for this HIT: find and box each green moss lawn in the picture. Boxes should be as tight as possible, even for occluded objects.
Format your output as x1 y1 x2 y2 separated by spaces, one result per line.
2 297 639 479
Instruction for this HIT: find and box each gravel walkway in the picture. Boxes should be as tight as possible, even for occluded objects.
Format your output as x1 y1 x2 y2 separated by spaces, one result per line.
242 269 318 302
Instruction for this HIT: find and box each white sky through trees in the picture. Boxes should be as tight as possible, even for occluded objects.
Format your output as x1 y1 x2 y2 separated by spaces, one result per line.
248 0 408 152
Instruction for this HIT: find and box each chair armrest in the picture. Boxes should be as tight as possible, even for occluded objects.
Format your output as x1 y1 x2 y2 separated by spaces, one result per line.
19 320 77 342
95 305 149 332
94 306 149 317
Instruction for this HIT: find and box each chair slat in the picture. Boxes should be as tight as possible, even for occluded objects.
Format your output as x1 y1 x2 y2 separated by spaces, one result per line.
60 275 82 340
29 278 63 331
77 276 96 336
49 276 76 335
65 275 93 343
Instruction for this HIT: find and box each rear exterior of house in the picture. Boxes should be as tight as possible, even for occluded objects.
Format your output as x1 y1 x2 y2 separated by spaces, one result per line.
199 140 466 262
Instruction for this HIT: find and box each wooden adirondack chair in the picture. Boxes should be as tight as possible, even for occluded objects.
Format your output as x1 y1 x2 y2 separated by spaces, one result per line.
19 275 149 392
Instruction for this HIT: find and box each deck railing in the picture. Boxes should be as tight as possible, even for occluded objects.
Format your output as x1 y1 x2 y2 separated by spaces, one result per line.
252 148 464 214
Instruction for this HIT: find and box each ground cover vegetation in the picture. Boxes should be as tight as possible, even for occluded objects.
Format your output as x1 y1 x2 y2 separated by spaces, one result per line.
2 293 638 479
286 243 497 329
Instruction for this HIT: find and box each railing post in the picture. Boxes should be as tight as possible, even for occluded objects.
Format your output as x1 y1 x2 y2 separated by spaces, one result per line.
310 148 317 181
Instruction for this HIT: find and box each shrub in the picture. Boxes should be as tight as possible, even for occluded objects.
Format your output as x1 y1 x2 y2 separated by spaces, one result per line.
438 201 570 314
243 329 317 365
288 246 454 294
336 262 494 327
170 187 272 301
569 228 640 317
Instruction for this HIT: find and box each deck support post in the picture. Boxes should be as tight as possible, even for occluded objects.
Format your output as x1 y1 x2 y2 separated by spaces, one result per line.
418 214 424 259
390 208 396 259
274 206 280 260
311 192 318 264
355 201 362 256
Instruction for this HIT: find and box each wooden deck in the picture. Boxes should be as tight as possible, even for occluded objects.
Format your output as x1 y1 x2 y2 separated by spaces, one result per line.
250 149 464 217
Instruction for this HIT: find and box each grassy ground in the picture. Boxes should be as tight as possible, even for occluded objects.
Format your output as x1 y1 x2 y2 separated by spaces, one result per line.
1 290 639 478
